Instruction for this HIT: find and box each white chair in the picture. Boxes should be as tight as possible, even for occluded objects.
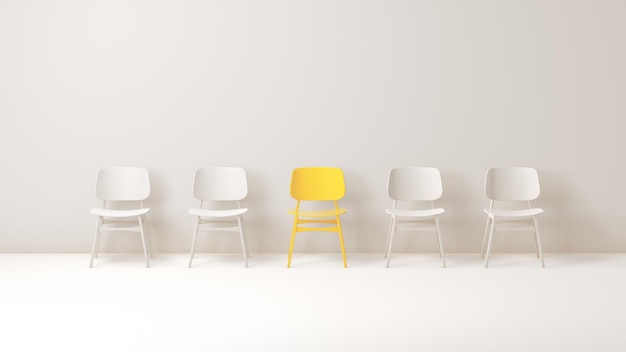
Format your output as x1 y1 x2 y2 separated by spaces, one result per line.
481 167 545 268
384 167 446 268
188 167 250 268
89 167 152 268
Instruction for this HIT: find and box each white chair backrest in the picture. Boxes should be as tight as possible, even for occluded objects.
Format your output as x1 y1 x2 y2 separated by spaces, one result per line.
388 167 443 201
96 167 150 201
193 167 248 201
485 167 540 201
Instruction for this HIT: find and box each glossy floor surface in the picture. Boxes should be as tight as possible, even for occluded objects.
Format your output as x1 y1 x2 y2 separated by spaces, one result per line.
1 253 625 352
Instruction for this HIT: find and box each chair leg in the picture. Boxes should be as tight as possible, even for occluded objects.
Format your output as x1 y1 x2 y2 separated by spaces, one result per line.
188 217 200 268
138 216 150 268
384 216 394 259
533 217 545 268
480 216 491 258
94 218 104 259
89 217 103 268
435 218 446 268
385 217 397 268
484 217 496 268
237 217 249 268
336 216 347 268
287 218 298 268
143 220 154 259
240 220 250 260
531 220 540 259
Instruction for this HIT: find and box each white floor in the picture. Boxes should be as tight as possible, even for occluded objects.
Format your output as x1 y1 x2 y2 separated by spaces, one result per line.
1 253 625 352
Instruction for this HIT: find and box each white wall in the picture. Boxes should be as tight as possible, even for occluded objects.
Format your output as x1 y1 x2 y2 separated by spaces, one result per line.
1 0 624 254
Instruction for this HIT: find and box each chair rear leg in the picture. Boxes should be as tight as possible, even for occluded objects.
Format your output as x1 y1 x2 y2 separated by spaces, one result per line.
89 217 103 268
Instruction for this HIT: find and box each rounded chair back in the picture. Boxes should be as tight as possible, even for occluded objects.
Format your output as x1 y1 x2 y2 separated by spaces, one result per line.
193 167 248 201
96 167 150 201
388 167 443 201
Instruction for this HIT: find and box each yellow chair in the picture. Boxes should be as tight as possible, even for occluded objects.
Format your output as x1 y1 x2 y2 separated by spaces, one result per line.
287 167 348 268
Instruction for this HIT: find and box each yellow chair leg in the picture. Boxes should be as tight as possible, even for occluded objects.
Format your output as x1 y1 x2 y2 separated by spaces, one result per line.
336 216 347 268
287 218 298 268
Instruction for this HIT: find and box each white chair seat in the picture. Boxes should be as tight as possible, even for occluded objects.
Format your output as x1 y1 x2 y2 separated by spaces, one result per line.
386 208 445 218
90 207 150 218
188 207 248 218
484 208 543 218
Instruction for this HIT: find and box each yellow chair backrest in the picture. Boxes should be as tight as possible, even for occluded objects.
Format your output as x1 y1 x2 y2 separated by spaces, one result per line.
290 167 345 201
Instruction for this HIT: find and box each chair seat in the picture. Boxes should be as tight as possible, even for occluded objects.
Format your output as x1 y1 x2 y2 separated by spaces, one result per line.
288 208 346 218
90 208 150 218
484 208 543 218
386 208 445 218
189 208 248 218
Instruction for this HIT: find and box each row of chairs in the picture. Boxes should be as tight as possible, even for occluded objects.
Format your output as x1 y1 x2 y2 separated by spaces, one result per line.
89 166 545 269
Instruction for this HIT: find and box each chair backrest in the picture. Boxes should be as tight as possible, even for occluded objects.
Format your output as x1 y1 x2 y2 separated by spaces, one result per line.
290 167 345 201
193 167 248 201
485 167 540 201
96 167 150 201
388 167 443 201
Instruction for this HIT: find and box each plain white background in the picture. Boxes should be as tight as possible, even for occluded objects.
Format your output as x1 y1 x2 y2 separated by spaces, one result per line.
0 0 624 254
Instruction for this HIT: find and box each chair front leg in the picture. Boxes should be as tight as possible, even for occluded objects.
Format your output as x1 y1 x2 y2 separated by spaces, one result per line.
435 217 446 268
287 216 298 268
237 217 249 268
480 215 492 258
484 216 496 268
533 217 545 268
188 216 200 268
385 216 397 268
142 216 154 259
336 216 347 268
138 216 150 268
89 216 103 268
384 216 394 259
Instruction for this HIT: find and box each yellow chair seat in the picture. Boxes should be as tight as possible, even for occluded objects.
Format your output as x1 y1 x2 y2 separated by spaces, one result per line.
288 208 346 218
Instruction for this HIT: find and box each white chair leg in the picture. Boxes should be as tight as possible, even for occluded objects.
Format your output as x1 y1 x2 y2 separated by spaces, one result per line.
94 219 104 259
480 216 491 258
143 220 154 259
531 220 540 258
385 217 397 268
484 217 496 268
435 218 446 268
188 217 200 268
237 217 249 268
533 217 545 268
384 216 394 259
89 217 103 268
138 217 150 268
